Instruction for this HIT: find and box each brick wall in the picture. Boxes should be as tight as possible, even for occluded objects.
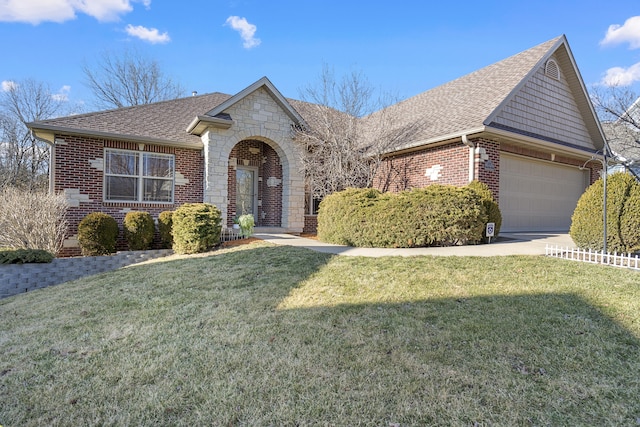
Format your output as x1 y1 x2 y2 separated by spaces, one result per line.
474 139 500 201
54 135 204 257
374 142 469 192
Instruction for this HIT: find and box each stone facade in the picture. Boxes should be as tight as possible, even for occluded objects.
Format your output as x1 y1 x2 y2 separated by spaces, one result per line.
200 87 305 233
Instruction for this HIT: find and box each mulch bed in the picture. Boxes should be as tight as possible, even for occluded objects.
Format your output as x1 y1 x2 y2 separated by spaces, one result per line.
220 237 261 248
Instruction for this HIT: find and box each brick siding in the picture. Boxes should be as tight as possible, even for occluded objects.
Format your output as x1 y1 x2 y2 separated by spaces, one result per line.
54 135 204 257
374 142 470 192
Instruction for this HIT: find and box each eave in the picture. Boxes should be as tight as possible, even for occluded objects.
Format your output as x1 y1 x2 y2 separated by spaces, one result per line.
384 125 602 160
28 123 204 149
186 115 233 136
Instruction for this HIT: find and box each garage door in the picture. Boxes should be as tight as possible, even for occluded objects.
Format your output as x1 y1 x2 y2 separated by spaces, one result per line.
499 154 588 232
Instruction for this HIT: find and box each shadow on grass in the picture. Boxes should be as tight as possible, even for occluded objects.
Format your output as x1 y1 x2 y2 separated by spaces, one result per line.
1 244 639 425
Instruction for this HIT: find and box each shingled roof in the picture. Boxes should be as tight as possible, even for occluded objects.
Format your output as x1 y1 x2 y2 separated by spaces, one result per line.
364 34 605 153
29 35 604 154
29 92 233 147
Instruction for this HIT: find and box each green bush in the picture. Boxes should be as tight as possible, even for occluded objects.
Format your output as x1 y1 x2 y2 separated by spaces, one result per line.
317 185 486 248
238 214 255 238
620 182 640 253
77 212 119 256
0 248 54 264
467 180 502 241
172 203 222 254
123 211 155 251
570 172 637 252
158 211 174 249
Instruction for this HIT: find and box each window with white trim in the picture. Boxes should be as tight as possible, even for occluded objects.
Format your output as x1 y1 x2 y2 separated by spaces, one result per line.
104 148 175 203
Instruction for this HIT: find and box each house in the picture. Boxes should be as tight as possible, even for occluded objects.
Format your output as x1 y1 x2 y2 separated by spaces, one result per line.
28 34 605 256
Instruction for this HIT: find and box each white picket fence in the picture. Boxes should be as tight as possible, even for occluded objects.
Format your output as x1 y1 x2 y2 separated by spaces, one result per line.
545 245 640 271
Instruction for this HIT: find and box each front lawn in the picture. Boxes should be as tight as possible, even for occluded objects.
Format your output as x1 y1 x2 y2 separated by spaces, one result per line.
1 241 639 425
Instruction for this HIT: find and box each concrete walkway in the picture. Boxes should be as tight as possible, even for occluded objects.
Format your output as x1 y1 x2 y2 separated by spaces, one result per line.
254 232 576 257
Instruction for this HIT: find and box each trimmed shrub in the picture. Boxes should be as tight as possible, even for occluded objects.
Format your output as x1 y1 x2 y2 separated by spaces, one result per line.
123 211 155 251
570 172 637 252
77 212 119 256
467 180 502 241
318 185 486 248
158 211 174 249
172 203 222 254
0 248 54 264
620 181 640 253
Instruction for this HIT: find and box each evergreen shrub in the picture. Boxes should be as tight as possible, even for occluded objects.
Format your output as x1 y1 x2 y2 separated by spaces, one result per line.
570 172 637 252
0 248 54 264
158 211 174 249
77 212 119 256
123 211 155 250
467 180 502 241
317 185 486 248
172 203 221 254
620 181 640 253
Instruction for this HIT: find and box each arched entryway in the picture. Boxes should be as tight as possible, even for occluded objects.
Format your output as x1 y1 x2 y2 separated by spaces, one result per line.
227 139 283 227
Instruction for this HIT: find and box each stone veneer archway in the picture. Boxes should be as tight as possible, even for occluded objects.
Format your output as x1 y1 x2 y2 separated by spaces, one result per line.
227 139 283 227
198 87 305 232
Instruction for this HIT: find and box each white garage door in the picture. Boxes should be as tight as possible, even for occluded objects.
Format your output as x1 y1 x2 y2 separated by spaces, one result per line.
499 154 588 232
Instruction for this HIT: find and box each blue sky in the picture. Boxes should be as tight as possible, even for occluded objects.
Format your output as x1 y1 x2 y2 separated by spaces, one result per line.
2 0 640 112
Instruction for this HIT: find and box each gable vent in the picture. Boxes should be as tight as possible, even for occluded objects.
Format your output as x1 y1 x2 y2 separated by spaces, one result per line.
545 59 560 80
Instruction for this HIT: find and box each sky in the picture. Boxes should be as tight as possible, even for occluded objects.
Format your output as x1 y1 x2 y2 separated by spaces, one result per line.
2 0 640 113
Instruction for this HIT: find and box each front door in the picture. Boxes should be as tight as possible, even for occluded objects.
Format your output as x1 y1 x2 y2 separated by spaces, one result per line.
236 167 257 219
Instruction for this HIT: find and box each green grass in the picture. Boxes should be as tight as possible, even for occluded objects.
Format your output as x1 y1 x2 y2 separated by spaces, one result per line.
1 241 639 426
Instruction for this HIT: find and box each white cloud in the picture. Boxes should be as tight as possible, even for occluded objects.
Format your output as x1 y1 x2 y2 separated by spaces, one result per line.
125 24 170 44
225 16 261 49
52 85 71 102
601 16 640 49
1 80 17 92
0 0 147 25
601 63 640 86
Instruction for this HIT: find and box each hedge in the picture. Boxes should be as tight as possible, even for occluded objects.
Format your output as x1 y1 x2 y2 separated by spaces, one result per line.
172 203 222 254
467 180 502 241
620 181 640 253
158 211 174 249
570 172 639 252
0 248 54 264
317 185 487 248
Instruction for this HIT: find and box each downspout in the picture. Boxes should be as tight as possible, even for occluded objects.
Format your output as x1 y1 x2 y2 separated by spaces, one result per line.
461 134 475 183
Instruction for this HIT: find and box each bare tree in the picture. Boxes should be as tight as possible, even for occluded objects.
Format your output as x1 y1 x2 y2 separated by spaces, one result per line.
83 49 185 109
294 66 420 200
591 85 640 158
0 79 67 190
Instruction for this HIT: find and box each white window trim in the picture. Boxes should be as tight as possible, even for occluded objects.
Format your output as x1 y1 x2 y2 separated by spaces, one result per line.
104 148 175 204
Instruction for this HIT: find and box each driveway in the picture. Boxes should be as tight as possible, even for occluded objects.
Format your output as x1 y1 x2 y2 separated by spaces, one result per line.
254 232 575 257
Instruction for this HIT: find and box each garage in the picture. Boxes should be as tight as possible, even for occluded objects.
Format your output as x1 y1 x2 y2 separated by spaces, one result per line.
499 154 589 232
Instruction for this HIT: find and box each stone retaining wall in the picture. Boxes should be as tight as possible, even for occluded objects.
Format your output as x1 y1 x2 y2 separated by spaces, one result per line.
0 249 173 299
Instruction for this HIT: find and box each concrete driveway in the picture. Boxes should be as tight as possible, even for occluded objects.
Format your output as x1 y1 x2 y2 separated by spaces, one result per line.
254 232 576 257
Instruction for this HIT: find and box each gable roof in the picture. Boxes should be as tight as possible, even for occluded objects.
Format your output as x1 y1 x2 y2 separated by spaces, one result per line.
29 36 604 158
28 77 308 148
186 76 306 136
370 35 605 154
